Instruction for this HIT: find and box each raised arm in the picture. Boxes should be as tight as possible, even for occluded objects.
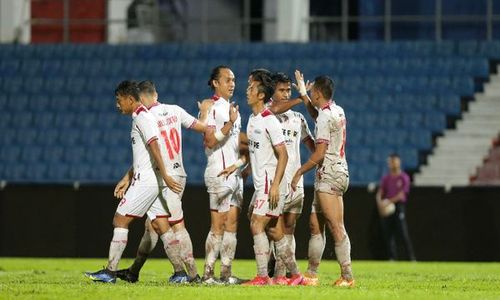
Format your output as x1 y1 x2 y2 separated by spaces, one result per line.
190 99 213 133
294 70 318 120
268 98 302 115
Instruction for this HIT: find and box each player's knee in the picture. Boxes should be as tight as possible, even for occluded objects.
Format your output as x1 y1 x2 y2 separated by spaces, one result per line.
331 224 346 241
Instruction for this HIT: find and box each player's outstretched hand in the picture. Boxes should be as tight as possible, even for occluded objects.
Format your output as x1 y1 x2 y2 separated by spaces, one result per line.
114 178 130 199
293 70 308 96
165 175 183 194
218 165 238 179
198 99 213 113
229 102 239 123
269 184 279 210
290 171 301 192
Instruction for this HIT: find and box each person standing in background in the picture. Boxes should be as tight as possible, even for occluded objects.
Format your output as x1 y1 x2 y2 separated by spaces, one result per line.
376 153 416 261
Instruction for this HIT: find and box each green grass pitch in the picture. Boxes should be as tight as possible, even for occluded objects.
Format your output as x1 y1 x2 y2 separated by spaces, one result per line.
0 258 499 299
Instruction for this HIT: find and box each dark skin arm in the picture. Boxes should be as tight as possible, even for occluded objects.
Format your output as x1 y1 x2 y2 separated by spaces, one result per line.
268 98 303 115
148 139 183 194
291 142 327 191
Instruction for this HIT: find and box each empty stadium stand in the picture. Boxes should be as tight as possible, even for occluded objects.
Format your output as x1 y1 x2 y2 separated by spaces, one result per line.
0 41 497 185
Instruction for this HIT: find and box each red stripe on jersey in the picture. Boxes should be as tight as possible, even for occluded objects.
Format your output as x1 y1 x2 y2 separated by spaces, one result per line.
221 149 226 169
212 95 220 101
264 171 268 194
146 136 158 145
302 135 313 143
316 138 329 145
273 141 285 147
265 213 280 218
134 105 147 115
147 101 160 109
261 109 273 117
125 213 142 218
321 101 332 111
168 218 184 225
189 119 197 129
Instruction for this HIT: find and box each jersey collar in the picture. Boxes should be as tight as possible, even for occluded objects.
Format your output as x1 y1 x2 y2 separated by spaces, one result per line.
147 101 161 109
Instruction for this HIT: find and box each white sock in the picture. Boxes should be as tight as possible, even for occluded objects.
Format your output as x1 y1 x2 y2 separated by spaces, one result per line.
160 229 184 273
275 237 299 275
204 231 222 278
220 231 237 279
307 233 325 275
176 228 198 278
129 227 158 274
253 232 269 277
107 227 129 271
335 234 353 280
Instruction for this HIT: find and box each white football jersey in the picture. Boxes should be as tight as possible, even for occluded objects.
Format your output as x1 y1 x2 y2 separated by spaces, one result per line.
148 102 197 177
276 110 313 188
315 101 348 171
247 108 287 193
130 105 162 184
204 95 241 177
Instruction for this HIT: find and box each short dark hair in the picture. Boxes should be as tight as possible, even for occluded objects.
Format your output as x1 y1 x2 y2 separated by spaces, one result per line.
250 68 272 79
313 75 334 99
252 72 274 103
272 72 291 85
208 65 231 90
389 153 400 159
115 80 140 102
138 80 156 95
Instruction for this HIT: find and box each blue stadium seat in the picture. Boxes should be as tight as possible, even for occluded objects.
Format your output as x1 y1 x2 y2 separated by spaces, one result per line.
89 164 113 181
397 147 419 169
0 129 17 145
21 146 43 163
36 129 59 145
85 146 107 163
0 146 21 163
19 58 42 77
66 77 86 95
40 59 62 76
47 163 69 181
401 113 423 129
17 128 38 145
63 129 82 146
3 76 23 94
0 59 20 76
42 146 64 163
6 94 29 112
348 147 371 163
0 109 11 128
10 111 33 129
31 163 47 181
372 147 395 163
408 130 432 150
69 163 91 181
437 94 461 116
54 113 76 128
33 112 55 129
423 112 447 132
347 129 364 146
80 129 102 146
64 147 85 163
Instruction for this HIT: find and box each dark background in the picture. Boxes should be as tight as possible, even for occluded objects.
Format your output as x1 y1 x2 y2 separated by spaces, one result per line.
1 185 499 261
